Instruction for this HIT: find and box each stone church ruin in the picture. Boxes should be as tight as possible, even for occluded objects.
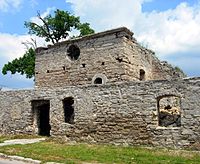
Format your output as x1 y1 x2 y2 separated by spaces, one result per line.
0 27 200 148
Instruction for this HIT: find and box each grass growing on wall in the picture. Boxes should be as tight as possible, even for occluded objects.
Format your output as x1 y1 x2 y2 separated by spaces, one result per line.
0 138 200 164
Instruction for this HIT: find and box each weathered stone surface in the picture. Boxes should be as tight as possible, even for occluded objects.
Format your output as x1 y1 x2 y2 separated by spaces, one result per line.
0 78 200 148
0 27 197 149
0 153 41 164
35 27 184 88
0 138 46 147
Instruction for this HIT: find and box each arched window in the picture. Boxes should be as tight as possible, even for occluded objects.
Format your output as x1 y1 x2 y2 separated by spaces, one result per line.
94 77 103 84
92 74 107 85
139 69 145 81
67 45 80 60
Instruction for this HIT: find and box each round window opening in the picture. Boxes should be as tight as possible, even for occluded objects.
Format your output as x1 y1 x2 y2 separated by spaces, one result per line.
94 77 103 84
67 45 80 60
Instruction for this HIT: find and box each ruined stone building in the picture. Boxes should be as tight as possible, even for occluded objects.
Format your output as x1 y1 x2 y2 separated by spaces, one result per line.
0 27 200 148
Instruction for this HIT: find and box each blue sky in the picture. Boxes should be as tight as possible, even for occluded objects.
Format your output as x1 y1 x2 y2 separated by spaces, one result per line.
0 1 72 34
142 0 198 12
0 0 200 89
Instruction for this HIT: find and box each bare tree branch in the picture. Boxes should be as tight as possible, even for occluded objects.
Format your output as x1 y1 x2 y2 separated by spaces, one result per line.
37 11 55 44
22 38 38 50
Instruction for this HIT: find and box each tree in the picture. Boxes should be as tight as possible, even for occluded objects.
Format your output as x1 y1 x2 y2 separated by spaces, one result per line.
24 9 94 44
2 9 95 78
2 48 35 78
78 23 95 37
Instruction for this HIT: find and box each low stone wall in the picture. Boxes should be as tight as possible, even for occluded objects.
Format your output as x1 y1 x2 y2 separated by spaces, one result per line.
0 77 200 148
0 90 34 134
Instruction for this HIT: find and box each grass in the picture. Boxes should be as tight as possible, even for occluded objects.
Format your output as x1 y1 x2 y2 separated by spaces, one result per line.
0 137 200 164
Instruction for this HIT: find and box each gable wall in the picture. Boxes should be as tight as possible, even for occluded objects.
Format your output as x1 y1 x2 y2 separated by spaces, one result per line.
35 27 184 89
35 30 133 88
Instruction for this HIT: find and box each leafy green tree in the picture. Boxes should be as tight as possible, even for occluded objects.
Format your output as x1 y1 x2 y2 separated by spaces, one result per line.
78 23 95 36
2 48 35 78
2 9 95 78
24 9 94 44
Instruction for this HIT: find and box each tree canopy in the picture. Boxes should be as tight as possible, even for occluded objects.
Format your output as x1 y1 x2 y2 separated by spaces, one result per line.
2 48 35 78
24 9 94 44
2 9 95 79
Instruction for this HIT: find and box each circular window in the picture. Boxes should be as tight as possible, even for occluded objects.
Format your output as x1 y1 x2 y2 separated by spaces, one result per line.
67 44 80 60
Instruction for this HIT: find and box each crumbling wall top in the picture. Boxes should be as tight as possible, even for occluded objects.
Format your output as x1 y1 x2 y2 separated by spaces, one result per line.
36 27 133 54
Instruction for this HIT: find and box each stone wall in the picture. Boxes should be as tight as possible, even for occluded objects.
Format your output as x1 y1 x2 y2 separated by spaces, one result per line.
35 28 135 88
123 38 185 81
0 90 34 134
1 77 200 148
35 27 184 88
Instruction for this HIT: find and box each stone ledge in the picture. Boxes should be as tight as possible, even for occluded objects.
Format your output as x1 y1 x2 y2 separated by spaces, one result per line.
0 153 41 164
156 126 181 130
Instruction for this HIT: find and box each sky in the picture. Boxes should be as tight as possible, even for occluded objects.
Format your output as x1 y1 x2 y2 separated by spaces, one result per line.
0 0 200 89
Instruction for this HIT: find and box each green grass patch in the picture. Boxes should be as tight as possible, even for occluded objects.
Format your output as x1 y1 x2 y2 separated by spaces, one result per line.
1 139 200 164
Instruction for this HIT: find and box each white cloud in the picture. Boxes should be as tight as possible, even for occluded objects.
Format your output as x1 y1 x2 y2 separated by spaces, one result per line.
67 0 200 58
0 33 46 61
137 2 200 56
0 0 23 12
30 0 38 8
0 33 33 89
0 33 45 89
67 0 144 31
30 7 55 25
0 33 28 60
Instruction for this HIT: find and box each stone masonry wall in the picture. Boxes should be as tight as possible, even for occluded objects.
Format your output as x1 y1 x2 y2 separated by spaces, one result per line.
123 38 185 81
0 77 200 148
0 90 34 134
35 28 135 88
35 27 184 88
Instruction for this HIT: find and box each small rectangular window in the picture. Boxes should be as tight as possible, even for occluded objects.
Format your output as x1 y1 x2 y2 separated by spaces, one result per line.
63 97 74 124
139 69 145 81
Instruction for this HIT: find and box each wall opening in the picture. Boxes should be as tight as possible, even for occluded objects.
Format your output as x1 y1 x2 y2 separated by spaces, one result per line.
116 57 123 63
82 63 86 68
125 35 130 40
67 44 80 60
32 100 51 136
157 96 181 127
92 74 107 85
63 97 74 124
139 69 145 81
94 77 103 84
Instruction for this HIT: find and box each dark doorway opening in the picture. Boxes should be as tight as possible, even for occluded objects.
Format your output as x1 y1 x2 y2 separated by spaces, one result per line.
38 103 50 136
32 100 51 136
63 97 74 124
